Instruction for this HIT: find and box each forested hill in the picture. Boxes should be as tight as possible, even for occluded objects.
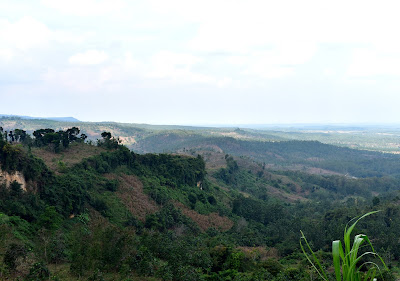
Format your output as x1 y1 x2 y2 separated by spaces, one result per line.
0 126 400 280
133 133 400 178
3 116 398 178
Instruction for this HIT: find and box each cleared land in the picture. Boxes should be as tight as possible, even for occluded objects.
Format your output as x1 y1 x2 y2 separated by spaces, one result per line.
31 143 105 172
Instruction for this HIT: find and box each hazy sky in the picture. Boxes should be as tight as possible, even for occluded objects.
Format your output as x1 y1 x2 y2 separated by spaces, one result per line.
1 0 400 125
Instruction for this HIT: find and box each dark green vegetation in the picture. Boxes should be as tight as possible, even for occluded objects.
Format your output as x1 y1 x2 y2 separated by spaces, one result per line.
0 121 400 280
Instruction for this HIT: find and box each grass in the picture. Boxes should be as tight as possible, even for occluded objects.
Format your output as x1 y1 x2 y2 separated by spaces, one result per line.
301 211 388 281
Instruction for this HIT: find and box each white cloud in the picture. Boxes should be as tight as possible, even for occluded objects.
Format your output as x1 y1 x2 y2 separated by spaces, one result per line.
217 77 233 88
69 50 109 65
0 17 51 50
41 0 127 16
225 43 316 79
244 65 294 79
347 48 400 77
0 49 14 61
322 68 335 76
145 51 215 84
0 16 90 61
121 52 140 70
146 0 400 83
53 31 89 44
43 51 215 92
151 51 202 68
42 67 110 92
180 0 400 47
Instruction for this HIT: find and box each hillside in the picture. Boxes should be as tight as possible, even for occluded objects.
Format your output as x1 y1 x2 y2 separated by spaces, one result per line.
133 132 400 178
6 116 400 153
0 125 399 280
3 117 400 178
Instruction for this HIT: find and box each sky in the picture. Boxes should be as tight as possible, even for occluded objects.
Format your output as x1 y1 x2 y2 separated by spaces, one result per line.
1 0 400 125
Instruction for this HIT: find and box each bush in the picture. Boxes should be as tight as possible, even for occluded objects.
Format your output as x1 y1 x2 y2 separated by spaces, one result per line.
25 262 50 281
4 243 27 271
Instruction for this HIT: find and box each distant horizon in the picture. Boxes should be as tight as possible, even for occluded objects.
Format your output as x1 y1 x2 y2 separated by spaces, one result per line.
3 114 400 129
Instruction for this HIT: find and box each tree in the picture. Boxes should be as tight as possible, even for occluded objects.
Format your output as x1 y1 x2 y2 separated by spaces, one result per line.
98 132 120 149
13 129 27 143
8 131 14 142
101 132 112 140
79 134 88 142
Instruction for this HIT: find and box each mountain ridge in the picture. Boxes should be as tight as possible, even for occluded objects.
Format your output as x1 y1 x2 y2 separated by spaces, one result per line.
0 114 80 122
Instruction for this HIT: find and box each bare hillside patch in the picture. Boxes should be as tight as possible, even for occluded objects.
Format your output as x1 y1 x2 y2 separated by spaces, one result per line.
31 143 105 172
237 246 279 260
177 148 227 171
106 174 159 221
264 185 308 202
174 202 233 231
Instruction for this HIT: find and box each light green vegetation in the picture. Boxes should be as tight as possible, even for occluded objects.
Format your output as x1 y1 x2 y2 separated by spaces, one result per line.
301 211 388 281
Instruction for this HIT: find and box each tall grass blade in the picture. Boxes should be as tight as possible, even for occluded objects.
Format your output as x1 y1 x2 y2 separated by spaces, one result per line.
300 230 329 281
301 211 388 281
344 211 380 255
332 240 342 281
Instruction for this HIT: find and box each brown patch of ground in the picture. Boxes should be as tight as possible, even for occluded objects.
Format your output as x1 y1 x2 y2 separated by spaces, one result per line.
106 174 159 221
119 136 136 145
0 168 27 191
88 207 112 228
265 184 307 202
174 202 233 231
179 148 308 202
200 151 227 171
305 167 344 176
268 164 345 177
176 147 227 171
237 246 279 260
31 143 105 172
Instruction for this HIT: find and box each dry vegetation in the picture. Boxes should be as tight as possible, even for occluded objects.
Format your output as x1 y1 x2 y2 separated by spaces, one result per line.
106 174 159 221
174 202 234 232
31 143 105 172
237 246 280 261
177 147 227 171
264 184 307 202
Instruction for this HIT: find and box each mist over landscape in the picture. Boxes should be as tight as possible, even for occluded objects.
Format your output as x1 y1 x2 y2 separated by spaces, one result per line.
2 1 400 280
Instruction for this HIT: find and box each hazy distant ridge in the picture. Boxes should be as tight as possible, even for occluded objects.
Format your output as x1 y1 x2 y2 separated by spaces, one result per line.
0 114 80 122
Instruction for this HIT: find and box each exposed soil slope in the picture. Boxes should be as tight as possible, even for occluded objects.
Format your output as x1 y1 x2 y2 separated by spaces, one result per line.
174 202 233 232
106 174 159 221
32 143 105 172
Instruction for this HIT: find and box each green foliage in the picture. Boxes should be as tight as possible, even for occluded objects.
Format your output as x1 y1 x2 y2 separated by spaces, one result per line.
232 196 284 225
1 126 400 280
32 127 84 152
144 204 198 233
135 132 400 178
280 170 400 198
90 191 131 226
301 211 388 281
25 262 50 281
4 243 28 271
97 131 120 149
37 206 63 232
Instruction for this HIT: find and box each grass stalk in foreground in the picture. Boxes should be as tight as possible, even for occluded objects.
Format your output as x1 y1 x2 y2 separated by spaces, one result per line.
300 211 388 281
